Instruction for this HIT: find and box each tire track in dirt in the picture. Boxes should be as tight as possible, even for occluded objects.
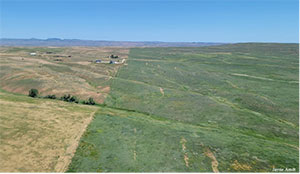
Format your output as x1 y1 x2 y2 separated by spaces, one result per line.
204 147 219 173
180 137 189 167
230 73 299 83
133 128 137 161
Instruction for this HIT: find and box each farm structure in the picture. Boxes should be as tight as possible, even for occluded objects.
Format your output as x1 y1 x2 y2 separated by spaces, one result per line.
94 59 125 64
114 58 126 64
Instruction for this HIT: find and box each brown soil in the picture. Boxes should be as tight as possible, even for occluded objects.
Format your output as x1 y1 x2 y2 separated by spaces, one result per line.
180 137 189 167
204 147 219 173
159 87 164 96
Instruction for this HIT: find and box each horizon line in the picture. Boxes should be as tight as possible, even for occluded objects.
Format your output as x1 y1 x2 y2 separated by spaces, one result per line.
0 38 299 44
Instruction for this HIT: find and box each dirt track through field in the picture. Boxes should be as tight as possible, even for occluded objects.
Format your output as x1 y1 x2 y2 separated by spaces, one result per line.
204 147 219 173
180 137 189 167
230 73 299 83
133 128 137 161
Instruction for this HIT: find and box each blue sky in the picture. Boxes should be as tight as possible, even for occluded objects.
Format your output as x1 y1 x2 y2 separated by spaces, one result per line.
0 0 299 43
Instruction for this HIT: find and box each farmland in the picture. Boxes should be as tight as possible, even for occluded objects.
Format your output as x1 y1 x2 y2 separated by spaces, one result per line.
0 43 299 172
0 89 98 172
69 43 299 172
0 47 129 103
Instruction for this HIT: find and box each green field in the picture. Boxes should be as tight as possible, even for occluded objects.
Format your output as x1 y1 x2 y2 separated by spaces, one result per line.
68 43 299 172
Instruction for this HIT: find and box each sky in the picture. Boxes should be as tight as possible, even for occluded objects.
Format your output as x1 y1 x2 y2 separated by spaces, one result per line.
0 0 299 43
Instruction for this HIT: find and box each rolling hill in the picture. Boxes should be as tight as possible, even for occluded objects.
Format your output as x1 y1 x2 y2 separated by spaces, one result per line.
68 43 299 172
0 43 298 172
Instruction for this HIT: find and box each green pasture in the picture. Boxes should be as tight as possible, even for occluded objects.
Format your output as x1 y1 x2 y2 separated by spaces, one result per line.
69 43 299 172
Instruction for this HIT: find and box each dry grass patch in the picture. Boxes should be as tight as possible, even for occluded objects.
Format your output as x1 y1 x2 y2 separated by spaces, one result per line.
0 91 98 172
231 160 252 171
0 47 129 103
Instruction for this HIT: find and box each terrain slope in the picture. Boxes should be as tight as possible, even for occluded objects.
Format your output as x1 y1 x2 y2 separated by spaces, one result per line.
0 43 298 172
0 47 128 103
68 43 299 172
0 90 98 172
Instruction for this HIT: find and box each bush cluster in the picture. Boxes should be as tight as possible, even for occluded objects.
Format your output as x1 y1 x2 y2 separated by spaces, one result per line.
44 94 56 99
82 97 96 105
28 89 96 105
60 94 79 103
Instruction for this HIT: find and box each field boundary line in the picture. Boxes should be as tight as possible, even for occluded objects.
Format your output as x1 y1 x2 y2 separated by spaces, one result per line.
54 110 97 172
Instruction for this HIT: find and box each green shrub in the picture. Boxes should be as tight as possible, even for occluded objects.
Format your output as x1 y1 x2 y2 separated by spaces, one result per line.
60 94 79 103
45 94 56 99
61 94 71 102
83 97 96 105
28 89 38 98
88 97 95 105
110 54 119 58
70 96 79 103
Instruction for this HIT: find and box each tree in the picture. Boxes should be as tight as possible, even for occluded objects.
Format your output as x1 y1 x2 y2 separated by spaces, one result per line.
61 94 71 102
70 96 79 103
28 89 39 98
60 94 79 103
88 97 95 105
110 54 119 59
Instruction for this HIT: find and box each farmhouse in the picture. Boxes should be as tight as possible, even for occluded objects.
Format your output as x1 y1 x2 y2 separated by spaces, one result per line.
114 59 126 64
93 58 125 64
29 52 37 56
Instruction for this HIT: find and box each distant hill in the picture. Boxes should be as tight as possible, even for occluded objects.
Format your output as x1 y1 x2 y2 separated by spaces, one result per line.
0 38 223 47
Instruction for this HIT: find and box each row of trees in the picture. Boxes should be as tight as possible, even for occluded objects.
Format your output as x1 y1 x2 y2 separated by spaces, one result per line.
28 89 95 105
61 94 79 103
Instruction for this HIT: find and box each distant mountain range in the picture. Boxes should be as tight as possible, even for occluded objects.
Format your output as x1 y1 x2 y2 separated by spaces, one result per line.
0 38 223 47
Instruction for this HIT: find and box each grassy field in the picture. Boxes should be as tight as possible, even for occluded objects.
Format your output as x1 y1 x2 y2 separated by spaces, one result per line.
0 90 98 172
0 47 128 103
68 43 299 172
0 44 298 172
